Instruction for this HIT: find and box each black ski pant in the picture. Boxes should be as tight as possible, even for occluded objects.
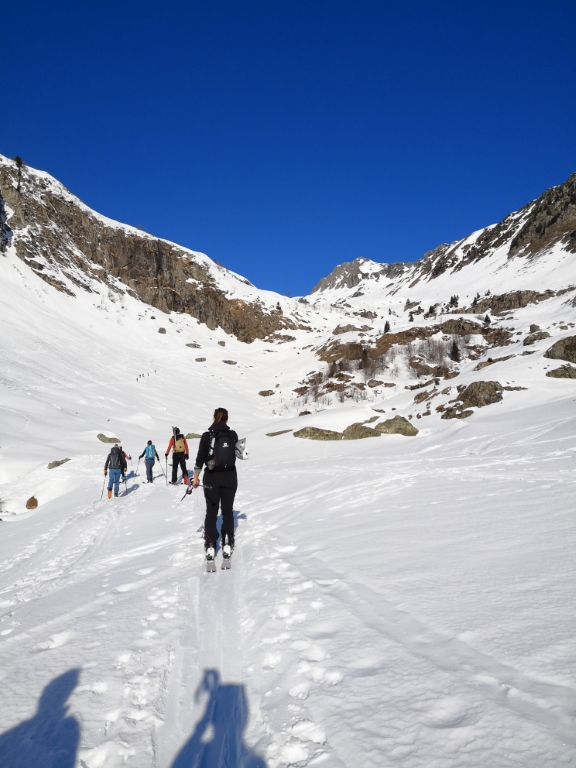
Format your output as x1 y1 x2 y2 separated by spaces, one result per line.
171 452 188 483
203 468 237 549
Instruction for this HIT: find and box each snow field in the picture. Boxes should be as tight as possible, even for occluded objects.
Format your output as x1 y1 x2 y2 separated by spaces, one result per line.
1 237 576 765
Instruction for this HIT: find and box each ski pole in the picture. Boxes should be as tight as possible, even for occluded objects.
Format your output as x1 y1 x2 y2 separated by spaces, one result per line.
100 474 106 501
165 456 168 485
135 457 141 477
178 483 211 503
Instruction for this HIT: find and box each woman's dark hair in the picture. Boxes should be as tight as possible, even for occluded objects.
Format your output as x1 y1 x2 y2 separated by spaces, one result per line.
213 408 228 424
147 440 152 445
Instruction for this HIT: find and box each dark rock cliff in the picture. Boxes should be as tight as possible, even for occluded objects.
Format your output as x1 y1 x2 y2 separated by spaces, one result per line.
0 159 295 343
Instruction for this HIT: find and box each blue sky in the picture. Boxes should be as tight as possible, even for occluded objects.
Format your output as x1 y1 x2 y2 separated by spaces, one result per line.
2 0 575 295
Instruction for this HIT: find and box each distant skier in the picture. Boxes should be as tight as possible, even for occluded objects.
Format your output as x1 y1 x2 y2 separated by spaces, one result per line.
193 408 239 565
166 427 189 485
139 440 160 483
104 444 127 498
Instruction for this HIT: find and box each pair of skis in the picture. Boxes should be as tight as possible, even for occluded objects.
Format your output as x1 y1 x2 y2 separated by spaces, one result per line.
206 551 232 573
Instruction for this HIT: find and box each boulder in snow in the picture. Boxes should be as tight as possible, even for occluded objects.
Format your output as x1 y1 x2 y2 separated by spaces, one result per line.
48 458 70 469
342 423 380 440
293 427 342 441
26 496 38 510
158 327 166 334
266 429 293 437
259 390 274 397
546 364 576 378
97 433 120 443
523 330 550 345
459 381 503 408
222 360 237 365
375 416 418 436
185 433 202 439
544 335 576 364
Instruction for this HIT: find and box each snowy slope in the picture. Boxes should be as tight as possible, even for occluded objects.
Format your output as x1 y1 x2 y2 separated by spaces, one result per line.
1 162 576 767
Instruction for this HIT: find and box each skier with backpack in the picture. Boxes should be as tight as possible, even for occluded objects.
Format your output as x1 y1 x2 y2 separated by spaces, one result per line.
166 427 189 485
104 444 128 498
193 408 239 568
139 440 160 483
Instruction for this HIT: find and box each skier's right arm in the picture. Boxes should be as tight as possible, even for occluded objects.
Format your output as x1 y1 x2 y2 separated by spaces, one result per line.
192 433 210 486
104 455 110 473
165 437 174 456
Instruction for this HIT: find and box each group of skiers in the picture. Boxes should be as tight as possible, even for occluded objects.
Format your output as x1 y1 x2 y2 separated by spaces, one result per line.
103 409 240 566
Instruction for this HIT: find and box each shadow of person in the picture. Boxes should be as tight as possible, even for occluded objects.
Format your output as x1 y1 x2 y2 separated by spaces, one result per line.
171 669 267 768
0 668 80 767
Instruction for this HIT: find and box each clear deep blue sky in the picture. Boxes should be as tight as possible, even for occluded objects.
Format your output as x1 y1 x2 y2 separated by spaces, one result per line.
2 1 575 295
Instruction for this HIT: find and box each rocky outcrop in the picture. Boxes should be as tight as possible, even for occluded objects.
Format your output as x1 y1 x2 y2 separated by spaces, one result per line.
26 496 38 510
460 381 503 408
0 158 296 343
258 390 274 396
266 429 293 436
0 188 11 253
311 257 409 293
461 290 556 315
97 433 120 443
523 330 551 346
293 427 342 441
441 381 503 419
544 335 576 364
342 423 379 440
508 172 576 258
333 324 361 335
374 416 418 436
546 364 576 378
47 458 70 469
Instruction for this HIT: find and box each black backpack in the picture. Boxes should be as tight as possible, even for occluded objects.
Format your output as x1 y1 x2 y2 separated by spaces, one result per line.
109 446 123 470
206 430 236 471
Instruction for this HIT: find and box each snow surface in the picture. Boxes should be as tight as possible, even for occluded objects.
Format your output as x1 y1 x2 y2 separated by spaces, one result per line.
1 208 576 766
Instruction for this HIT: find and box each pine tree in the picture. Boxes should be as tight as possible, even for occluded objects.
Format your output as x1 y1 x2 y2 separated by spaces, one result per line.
384 320 390 333
451 339 461 362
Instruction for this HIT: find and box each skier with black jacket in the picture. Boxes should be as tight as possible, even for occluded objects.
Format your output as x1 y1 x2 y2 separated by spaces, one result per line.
166 428 189 485
193 408 238 564
104 444 127 498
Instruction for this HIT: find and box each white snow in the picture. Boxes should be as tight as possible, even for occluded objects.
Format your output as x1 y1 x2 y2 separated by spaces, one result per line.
1 176 576 767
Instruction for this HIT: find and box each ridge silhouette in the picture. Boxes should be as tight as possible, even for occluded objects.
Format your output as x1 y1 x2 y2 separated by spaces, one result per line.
171 669 266 768
0 668 80 768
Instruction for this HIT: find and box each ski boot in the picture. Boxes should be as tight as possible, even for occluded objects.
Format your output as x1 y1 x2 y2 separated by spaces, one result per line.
205 546 216 573
222 538 233 570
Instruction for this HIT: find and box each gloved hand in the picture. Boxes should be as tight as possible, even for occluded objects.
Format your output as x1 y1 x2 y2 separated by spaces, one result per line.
121 474 126 482
165 453 169 458
185 454 189 460
104 470 107 476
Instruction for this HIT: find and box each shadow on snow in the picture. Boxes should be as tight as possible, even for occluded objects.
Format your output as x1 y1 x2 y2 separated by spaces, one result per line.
0 668 266 768
0 669 80 768
171 669 267 768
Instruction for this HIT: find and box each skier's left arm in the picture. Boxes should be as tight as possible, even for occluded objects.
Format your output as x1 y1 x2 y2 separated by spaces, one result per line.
183 437 189 460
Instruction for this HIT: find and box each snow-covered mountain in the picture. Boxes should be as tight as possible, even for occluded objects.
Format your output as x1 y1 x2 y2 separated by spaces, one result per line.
1 155 575 768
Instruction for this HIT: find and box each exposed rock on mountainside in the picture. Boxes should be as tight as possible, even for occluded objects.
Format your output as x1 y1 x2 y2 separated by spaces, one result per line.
375 416 418 436
293 427 342 440
97 433 120 443
544 335 576 364
342 423 379 439
524 331 551 345
0 159 296 343
460 381 503 408
47 458 70 469
312 258 409 293
546 364 576 378
441 381 503 419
